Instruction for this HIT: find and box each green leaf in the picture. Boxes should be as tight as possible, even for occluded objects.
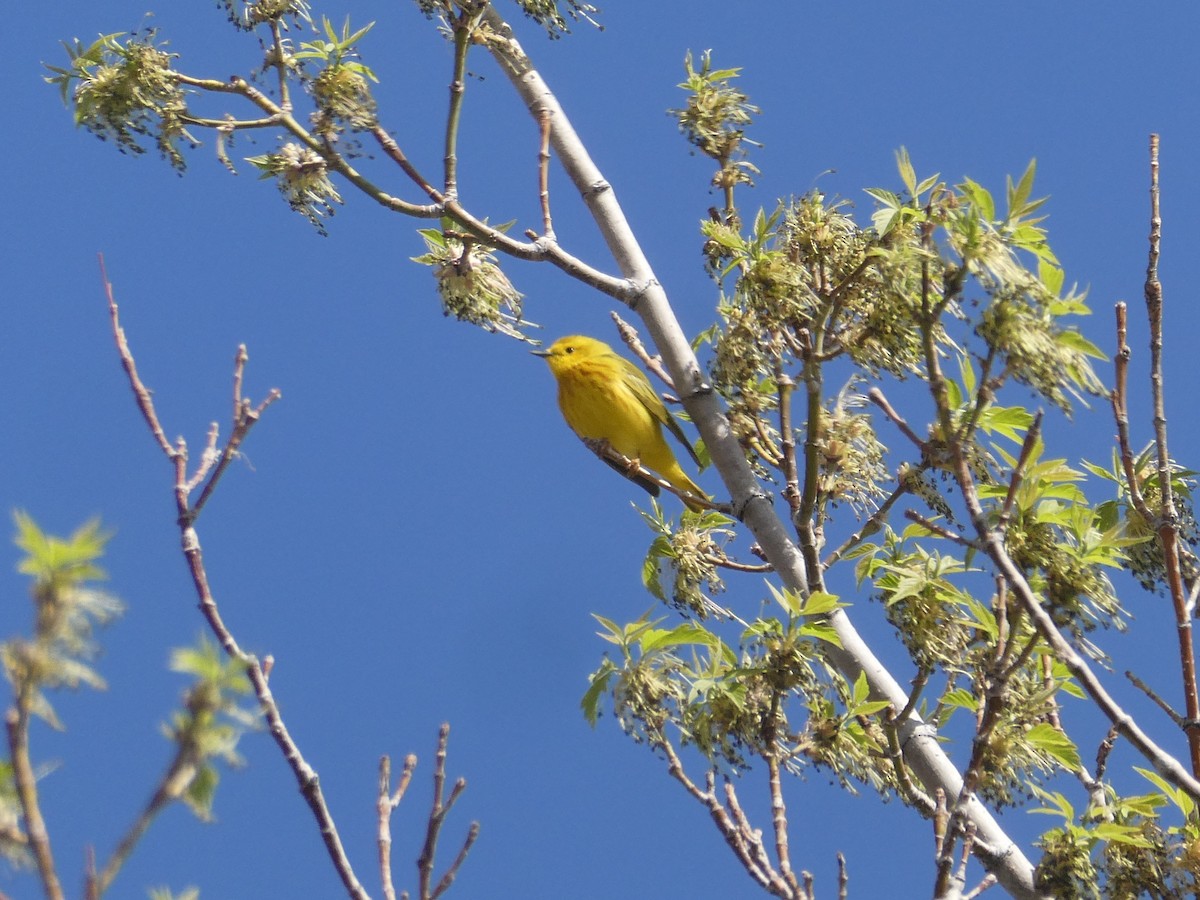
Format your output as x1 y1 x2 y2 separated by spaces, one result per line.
640 622 719 653
979 405 1035 442
1039 259 1065 295
182 764 218 821
1008 159 1037 217
1029 787 1075 821
799 590 845 616
914 173 941 197
864 187 901 209
852 670 869 705
1136 767 1196 817
1025 722 1080 770
895 147 917 196
1055 330 1107 361
797 622 842 647
942 688 978 711
766 581 804 616
581 661 617 726
1090 823 1155 848
960 177 995 222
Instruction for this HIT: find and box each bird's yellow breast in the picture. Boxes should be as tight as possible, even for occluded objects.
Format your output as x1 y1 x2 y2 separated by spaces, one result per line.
556 364 660 461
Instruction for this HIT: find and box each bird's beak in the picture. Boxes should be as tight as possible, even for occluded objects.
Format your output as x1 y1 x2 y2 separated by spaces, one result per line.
530 348 552 358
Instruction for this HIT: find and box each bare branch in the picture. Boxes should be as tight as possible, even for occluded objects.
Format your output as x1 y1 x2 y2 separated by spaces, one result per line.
104 281 369 899
5 706 64 900
101 254 175 458
415 724 479 900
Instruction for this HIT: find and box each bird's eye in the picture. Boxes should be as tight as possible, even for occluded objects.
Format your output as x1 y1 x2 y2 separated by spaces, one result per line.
565 345 575 354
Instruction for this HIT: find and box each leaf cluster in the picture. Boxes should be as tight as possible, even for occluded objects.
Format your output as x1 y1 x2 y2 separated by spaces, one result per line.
2 515 257 887
412 224 535 341
45 32 196 171
1033 773 1200 898
247 142 344 233
414 0 601 38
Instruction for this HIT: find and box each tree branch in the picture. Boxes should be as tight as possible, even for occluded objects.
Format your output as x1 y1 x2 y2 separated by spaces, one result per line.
479 9 1043 896
104 272 369 900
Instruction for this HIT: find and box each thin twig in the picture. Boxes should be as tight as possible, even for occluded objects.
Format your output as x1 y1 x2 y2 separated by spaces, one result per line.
379 757 398 900
415 724 479 900
429 822 479 900
703 551 772 574
822 480 909 570
950 426 1200 800
766 754 801 894
1126 670 1187 729
964 873 999 899
94 746 197 894
777 363 802 524
104 276 369 898
867 388 925 449
795 336 826 592
611 312 674 388
444 10 476 200
1141 134 1200 773
581 437 727 513
903 510 976 548
101 255 174 458
379 752 420 900
1110 302 1150 517
6 703 63 900
657 739 785 892
995 411 1044 531
191 347 282 518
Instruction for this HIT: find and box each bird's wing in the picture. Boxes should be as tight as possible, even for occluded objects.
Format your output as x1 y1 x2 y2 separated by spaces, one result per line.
620 356 702 467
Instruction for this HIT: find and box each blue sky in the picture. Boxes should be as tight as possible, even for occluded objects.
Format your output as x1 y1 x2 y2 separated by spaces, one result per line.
7 2 1200 898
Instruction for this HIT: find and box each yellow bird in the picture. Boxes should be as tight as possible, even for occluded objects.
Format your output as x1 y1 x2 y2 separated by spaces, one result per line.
533 335 708 511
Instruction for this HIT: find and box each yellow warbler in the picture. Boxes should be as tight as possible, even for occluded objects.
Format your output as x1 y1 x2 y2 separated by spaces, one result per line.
533 335 708 511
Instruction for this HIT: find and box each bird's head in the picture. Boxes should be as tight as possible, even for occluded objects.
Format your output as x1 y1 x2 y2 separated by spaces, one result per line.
531 335 613 376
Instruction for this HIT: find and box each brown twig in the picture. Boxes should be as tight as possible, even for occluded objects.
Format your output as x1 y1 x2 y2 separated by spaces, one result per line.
1126 670 1187 730
822 480 909 570
1142 135 1200 773
867 388 925 449
882 709 934 813
1110 303 1150 516
995 411 1044 532
93 742 204 895
1095 724 1120 782
657 738 795 895
611 312 675 388
5 702 63 900
766 754 801 895
103 270 370 899
964 873 999 899
794 336 826 593
703 551 773 574
1108 138 1200 774
415 724 479 900
903 510 976 548
949 425 1200 800
777 364 802 523
933 789 954 896
100 255 174 458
